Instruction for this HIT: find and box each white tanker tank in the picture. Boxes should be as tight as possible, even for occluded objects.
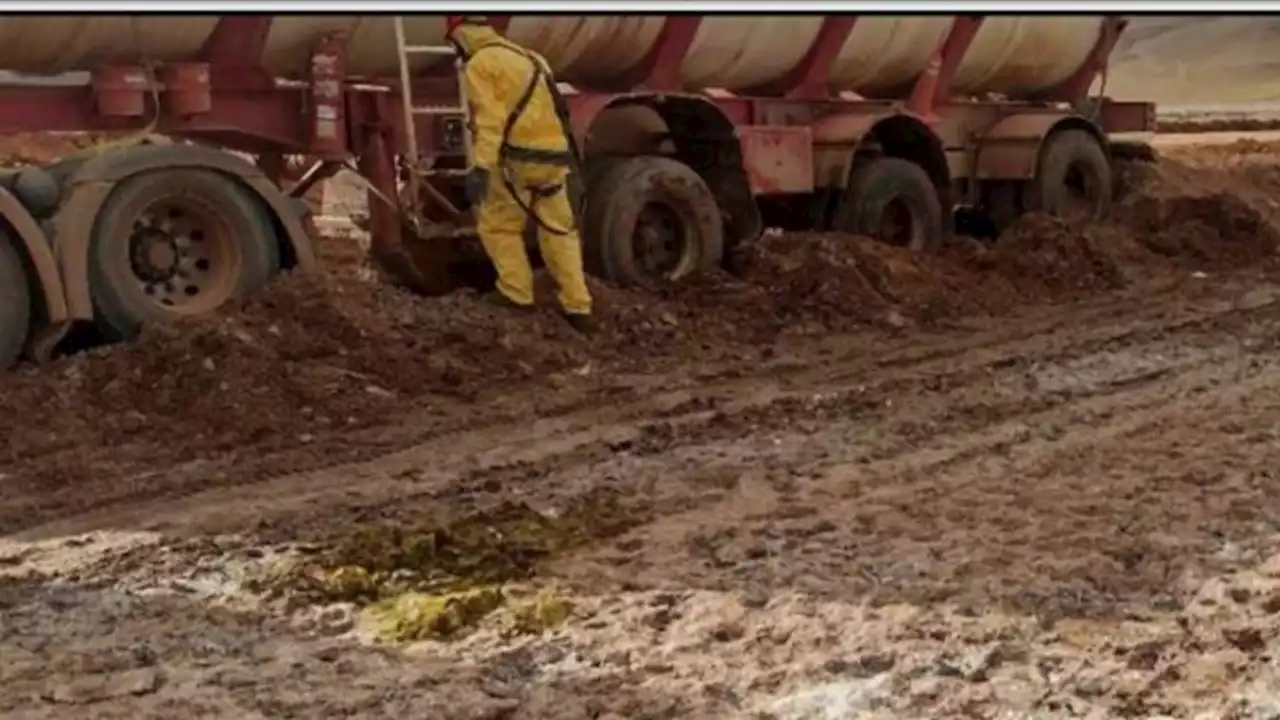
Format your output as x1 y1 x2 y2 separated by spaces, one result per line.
0 15 1106 99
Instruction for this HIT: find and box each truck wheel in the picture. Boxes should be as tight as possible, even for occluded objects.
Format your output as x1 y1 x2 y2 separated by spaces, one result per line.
1024 129 1112 220
0 233 31 369
88 169 281 342
579 159 626 277
836 157 943 252
582 156 724 287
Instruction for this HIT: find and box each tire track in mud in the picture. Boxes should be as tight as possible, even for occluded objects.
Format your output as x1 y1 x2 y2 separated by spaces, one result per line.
7 137 1280 536
0 262 1251 537
538 304 1280 621
22 276 1280 546
12 272 1280 720
804 354 1280 610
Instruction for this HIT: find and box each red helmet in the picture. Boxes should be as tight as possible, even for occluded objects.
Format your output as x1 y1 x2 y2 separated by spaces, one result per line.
445 16 486 34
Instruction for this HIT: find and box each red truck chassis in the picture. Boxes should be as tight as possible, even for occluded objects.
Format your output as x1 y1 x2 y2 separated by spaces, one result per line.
0 14 1154 369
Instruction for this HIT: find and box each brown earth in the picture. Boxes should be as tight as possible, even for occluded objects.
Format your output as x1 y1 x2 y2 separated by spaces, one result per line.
9 146 1277 531
6 137 1280 718
1158 118 1280 134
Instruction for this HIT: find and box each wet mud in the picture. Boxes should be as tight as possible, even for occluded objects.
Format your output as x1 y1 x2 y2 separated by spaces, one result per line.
6 137 1280 718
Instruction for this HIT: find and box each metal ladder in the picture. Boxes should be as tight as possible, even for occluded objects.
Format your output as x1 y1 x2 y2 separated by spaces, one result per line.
392 16 472 220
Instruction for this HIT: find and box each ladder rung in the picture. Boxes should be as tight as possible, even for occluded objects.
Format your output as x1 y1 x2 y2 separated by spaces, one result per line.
411 106 463 115
423 228 479 240
402 45 456 56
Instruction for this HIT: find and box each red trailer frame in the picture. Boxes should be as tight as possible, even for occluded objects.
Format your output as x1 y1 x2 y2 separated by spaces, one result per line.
0 14 1155 366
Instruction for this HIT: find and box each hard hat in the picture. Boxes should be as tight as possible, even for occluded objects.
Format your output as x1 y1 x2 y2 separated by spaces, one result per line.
444 15 487 34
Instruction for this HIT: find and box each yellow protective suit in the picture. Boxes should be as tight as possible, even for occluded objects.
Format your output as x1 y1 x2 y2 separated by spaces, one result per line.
451 23 593 317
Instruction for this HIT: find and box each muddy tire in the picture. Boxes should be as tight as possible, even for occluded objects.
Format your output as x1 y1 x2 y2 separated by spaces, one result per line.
1024 129 1112 221
582 156 723 287
89 169 281 342
0 233 30 369
575 159 625 274
836 157 943 253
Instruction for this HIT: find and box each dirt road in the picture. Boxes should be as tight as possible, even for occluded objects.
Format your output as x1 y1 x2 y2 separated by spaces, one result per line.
6 137 1280 719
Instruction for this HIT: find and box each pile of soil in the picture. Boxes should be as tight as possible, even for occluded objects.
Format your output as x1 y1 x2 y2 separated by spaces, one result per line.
0 233 985 502
1124 192 1280 265
0 274 601 466
590 233 955 351
984 214 1135 297
966 149 1280 301
737 232 978 330
3 142 1278 509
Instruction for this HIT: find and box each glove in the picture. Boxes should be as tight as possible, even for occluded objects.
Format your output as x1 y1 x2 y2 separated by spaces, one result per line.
465 167 490 204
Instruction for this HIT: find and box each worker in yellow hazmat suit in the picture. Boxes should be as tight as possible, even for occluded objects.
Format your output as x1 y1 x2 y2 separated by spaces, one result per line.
444 16 595 334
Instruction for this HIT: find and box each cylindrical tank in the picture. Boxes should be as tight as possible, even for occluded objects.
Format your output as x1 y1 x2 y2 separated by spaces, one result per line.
0 15 1107 99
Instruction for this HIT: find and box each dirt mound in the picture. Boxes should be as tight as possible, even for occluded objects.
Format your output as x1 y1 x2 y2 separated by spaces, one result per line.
972 153 1280 300
987 213 1135 297
0 231 1003 511
6 140 1280 524
740 232 975 328
10 235 973 489
0 273 598 480
1123 192 1280 265
591 231 986 347
599 235 907 346
1111 150 1280 271
9 153 1272 466
548 151 1280 347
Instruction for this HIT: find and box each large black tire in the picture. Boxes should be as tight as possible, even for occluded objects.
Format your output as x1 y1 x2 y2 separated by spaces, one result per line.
88 169 281 342
581 156 724 287
578 159 626 277
835 157 944 252
0 233 30 370
1023 129 1112 221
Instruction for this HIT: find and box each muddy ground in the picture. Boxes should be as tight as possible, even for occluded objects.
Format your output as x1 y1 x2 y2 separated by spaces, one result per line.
6 137 1280 718
1158 118 1280 134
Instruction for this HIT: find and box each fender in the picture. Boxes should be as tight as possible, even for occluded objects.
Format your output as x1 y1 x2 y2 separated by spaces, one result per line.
565 92 621 150
53 144 318 322
810 110 951 192
974 112 1108 182
810 111 894 189
568 91 735 152
574 92 762 252
0 186 71 362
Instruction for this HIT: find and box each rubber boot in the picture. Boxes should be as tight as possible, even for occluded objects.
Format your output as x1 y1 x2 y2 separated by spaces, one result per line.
481 290 535 314
560 311 597 335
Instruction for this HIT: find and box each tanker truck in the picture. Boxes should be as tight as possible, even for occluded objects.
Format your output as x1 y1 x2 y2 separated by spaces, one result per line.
0 14 1154 371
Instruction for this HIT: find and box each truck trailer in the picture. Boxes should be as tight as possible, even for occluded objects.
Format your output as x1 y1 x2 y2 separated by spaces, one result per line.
0 14 1154 370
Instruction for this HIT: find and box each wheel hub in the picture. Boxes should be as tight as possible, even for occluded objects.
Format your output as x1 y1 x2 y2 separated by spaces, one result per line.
126 203 216 307
130 229 180 283
633 204 688 277
879 197 916 247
